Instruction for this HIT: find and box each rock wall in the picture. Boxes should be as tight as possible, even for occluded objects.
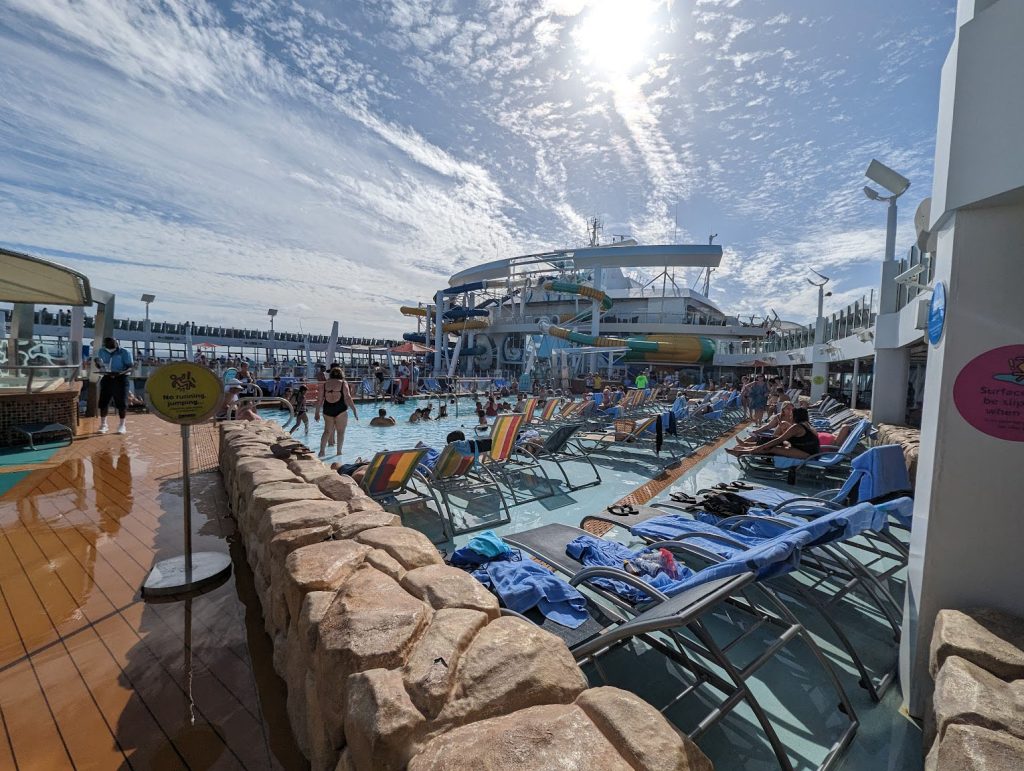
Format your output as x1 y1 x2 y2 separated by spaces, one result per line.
926 608 1024 770
874 423 921 486
219 421 713 771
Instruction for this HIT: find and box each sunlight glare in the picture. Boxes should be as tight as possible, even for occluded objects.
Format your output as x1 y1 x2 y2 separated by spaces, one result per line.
575 0 657 76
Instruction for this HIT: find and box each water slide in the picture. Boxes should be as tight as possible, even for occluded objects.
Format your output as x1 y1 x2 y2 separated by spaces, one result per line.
539 322 715 364
537 281 715 364
401 331 484 356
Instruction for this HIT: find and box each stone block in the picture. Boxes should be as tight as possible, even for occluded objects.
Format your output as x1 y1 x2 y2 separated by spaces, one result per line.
313 564 432 749
435 616 588 729
318 473 361 501
576 687 713 771
932 723 1024 771
408 703 633 771
259 500 350 542
284 541 371 627
347 494 382 513
403 609 489 719
931 608 1024 681
354 527 442 570
344 668 427 771
289 457 333 482
400 565 500 619
930 655 1024 748
334 511 402 540
364 549 406 582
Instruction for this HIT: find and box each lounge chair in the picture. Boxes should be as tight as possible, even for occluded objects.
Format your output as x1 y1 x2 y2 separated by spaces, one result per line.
359 448 437 527
503 522 858 771
738 419 871 485
576 414 660 453
412 443 511 537
474 412 556 505
582 498 912 702
515 422 601 492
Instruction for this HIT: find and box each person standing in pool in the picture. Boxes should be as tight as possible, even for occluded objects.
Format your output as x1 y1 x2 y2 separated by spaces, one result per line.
289 385 310 435
315 367 358 457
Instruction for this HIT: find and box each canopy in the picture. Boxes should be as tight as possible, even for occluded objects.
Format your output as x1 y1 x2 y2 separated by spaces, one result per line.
0 247 92 305
391 341 434 355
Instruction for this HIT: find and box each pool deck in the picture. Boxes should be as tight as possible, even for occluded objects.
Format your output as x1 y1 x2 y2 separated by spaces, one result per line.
0 412 923 770
0 414 304 770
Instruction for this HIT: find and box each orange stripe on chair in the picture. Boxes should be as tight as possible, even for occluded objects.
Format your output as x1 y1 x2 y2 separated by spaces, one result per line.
540 399 559 421
487 413 525 462
523 397 538 422
362 449 427 495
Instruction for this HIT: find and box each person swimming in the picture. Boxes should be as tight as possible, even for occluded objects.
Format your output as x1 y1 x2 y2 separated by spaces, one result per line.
370 407 396 427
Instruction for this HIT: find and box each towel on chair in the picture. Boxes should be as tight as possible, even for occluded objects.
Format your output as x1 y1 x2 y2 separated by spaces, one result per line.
851 445 911 502
474 560 588 629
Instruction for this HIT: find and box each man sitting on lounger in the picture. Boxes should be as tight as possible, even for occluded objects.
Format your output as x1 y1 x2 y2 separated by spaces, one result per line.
370 408 396 427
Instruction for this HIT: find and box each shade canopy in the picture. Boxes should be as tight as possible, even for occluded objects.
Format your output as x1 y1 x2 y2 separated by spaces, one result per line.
391 341 434 355
0 248 92 305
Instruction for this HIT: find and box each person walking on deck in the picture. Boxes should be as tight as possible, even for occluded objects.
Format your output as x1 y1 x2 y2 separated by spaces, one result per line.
95 337 134 434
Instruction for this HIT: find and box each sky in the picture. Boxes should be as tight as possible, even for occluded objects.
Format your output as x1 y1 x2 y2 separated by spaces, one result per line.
0 0 955 338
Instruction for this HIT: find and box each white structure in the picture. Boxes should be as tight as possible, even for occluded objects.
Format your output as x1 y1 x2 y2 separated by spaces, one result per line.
900 0 1024 716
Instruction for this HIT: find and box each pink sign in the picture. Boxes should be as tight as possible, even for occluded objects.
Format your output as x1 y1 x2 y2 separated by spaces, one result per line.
953 344 1024 441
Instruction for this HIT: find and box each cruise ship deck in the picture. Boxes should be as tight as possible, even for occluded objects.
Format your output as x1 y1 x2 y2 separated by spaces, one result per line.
0 416 305 770
0 413 924 770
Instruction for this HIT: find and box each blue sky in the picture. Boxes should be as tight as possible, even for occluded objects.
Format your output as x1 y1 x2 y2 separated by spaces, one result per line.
0 0 954 337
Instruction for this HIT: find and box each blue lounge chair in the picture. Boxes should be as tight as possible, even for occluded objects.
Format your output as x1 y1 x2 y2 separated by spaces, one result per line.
503 522 858 771
738 419 871 485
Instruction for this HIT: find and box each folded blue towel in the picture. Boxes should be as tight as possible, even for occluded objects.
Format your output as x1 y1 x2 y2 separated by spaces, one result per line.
474 560 588 629
450 529 513 567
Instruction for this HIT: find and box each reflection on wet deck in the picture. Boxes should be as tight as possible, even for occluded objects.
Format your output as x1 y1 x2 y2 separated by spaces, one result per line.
0 415 304 770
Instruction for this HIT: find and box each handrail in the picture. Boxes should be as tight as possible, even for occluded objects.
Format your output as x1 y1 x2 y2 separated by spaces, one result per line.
230 395 294 420
0 363 82 395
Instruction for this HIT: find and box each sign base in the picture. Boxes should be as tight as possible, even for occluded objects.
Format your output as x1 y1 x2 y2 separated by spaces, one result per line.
142 552 233 600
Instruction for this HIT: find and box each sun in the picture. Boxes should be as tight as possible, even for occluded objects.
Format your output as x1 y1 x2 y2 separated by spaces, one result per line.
575 0 658 77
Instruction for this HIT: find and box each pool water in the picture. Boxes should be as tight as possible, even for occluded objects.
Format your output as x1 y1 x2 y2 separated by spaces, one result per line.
262 396 688 546
266 397 500 462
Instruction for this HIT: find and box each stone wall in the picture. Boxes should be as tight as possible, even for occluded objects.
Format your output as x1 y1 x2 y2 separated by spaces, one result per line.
874 423 921 486
926 608 1024 770
219 421 713 771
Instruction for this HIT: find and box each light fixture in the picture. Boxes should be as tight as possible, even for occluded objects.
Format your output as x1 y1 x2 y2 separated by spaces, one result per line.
865 159 910 197
141 293 156 303
267 308 278 318
863 186 882 201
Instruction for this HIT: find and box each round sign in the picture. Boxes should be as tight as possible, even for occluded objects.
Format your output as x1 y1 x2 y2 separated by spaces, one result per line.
145 362 225 425
928 281 947 346
953 344 1024 442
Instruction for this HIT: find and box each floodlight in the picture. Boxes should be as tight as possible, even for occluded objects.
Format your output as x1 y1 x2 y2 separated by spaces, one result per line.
267 308 278 317
141 293 156 303
863 186 882 201
865 160 910 197
894 263 926 285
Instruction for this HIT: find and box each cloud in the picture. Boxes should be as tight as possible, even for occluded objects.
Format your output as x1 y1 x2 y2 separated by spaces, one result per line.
0 0 953 338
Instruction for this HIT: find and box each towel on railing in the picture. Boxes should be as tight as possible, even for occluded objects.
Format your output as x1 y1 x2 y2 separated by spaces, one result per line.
473 560 588 629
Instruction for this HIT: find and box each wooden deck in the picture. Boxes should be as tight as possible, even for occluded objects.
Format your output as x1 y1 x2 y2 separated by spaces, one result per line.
0 415 305 770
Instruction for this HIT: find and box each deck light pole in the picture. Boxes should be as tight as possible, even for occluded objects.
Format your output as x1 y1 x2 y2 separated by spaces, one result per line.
807 269 832 401
864 159 911 423
141 293 155 357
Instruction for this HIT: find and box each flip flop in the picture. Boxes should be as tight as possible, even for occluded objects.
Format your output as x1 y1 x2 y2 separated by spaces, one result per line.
607 504 637 517
669 492 697 504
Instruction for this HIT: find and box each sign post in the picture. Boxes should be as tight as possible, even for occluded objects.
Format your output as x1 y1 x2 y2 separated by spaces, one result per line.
142 362 232 598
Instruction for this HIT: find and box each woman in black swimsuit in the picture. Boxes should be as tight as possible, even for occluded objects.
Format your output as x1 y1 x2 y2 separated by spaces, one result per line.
315 367 359 458
726 407 821 459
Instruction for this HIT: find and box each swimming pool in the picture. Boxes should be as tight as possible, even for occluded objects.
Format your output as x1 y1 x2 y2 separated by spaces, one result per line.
263 396 500 462
261 396 695 546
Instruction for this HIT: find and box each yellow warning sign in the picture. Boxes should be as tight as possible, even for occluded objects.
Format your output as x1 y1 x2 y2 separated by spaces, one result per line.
145 362 224 425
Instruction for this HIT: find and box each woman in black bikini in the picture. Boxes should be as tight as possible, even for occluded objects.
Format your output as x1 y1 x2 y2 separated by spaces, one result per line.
726 407 820 459
315 367 358 458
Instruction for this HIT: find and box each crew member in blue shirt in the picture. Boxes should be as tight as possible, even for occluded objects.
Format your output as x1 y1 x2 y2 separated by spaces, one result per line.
95 337 134 434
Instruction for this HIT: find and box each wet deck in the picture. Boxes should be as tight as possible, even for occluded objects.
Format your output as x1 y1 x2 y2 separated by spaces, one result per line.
0 415 304 770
